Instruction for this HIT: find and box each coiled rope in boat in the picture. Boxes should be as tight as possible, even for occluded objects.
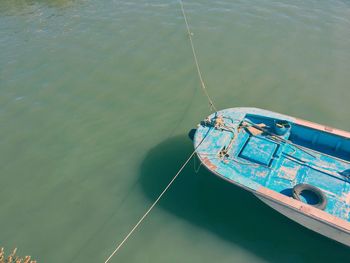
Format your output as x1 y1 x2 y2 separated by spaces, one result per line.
104 1 218 262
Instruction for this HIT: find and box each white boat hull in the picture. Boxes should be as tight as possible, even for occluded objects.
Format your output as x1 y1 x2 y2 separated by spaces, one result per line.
255 194 350 247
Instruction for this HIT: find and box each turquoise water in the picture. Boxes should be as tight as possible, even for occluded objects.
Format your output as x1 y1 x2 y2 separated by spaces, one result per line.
1 0 350 262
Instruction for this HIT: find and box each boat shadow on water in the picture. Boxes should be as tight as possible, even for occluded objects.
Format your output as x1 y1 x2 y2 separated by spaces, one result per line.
139 134 350 262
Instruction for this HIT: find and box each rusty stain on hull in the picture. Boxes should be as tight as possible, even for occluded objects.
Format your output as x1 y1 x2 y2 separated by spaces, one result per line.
201 157 217 170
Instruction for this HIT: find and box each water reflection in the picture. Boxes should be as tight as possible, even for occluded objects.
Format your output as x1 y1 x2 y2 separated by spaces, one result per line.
140 135 350 262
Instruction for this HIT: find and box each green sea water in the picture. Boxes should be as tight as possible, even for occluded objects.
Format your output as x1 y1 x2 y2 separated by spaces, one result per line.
1 0 350 262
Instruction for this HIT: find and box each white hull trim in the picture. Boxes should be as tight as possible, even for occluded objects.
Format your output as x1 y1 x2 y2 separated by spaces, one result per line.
255 194 350 247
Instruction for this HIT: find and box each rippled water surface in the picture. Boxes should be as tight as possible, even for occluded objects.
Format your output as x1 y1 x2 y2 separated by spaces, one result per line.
1 0 350 262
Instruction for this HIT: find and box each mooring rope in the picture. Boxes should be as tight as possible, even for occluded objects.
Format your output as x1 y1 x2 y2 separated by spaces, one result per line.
103 2 218 261
179 0 218 112
104 149 198 263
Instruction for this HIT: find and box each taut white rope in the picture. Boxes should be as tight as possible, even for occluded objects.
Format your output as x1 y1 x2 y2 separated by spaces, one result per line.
103 1 218 261
179 0 218 112
104 149 197 263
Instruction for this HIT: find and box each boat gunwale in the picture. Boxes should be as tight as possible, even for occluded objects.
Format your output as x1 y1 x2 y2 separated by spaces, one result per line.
194 107 350 235
295 118 350 139
196 151 350 234
217 107 350 139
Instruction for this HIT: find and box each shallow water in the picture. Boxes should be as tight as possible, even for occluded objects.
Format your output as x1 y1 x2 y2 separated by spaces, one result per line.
1 0 350 262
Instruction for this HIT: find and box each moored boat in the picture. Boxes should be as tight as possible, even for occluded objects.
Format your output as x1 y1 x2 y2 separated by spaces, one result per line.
193 107 350 246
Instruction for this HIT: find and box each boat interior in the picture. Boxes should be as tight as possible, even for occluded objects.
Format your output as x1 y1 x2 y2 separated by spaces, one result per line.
245 114 350 162
218 113 350 220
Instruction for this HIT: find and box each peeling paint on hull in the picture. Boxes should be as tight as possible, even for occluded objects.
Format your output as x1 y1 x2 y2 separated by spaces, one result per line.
194 107 350 246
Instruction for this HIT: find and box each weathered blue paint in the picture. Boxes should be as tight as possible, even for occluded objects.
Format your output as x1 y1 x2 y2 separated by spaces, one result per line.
194 108 350 227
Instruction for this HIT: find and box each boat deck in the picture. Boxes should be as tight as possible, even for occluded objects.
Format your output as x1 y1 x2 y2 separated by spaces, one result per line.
194 108 350 222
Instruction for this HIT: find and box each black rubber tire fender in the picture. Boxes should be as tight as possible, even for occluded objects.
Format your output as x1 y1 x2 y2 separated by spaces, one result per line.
292 183 327 210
